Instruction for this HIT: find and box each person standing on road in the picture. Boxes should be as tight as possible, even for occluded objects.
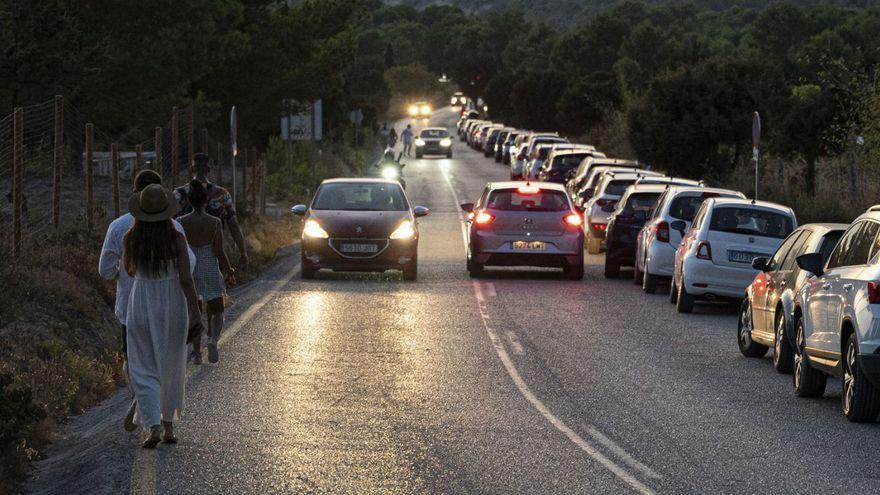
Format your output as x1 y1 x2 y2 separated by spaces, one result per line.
124 184 203 448
178 180 234 365
99 169 194 432
174 153 248 271
387 126 398 149
401 124 413 157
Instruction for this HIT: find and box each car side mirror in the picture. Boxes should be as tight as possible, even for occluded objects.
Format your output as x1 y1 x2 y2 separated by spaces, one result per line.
413 205 429 217
796 253 824 276
291 204 307 216
670 220 687 235
460 202 474 213
751 256 769 271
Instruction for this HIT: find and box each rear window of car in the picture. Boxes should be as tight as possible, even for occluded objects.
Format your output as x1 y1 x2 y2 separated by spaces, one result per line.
709 207 794 239
420 129 448 139
552 154 589 171
313 182 408 211
668 194 726 221
487 188 570 212
605 180 637 196
622 192 661 214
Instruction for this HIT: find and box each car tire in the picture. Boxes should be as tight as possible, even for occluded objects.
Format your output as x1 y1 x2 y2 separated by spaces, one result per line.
403 260 418 281
633 262 644 285
642 272 658 294
676 278 694 313
737 300 769 357
604 258 620 279
772 312 794 374
793 317 827 398
842 333 880 422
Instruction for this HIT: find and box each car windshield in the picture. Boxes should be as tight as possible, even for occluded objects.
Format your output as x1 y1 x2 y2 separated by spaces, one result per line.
709 207 794 239
487 189 570 212
312 182 408 211
420 129 448 139
668 194 722 221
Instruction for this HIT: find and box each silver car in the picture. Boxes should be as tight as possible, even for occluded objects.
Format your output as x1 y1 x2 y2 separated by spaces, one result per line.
460 182 585 279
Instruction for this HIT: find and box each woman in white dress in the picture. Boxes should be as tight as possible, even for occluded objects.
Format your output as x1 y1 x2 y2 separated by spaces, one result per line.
124 184 203 448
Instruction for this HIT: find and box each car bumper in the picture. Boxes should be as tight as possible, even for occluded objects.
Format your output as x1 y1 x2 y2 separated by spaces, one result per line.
302 237 417 271
860 352 880 388
416 143 450 155
682 258 756 299
471 231 583 267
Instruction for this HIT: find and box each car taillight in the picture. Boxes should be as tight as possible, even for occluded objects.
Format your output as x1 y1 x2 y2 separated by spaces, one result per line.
592 223 607 232
518 185 540 195
564 212 582 227
869 282 880 304
655 221 670 243
696 241 712 260
474 211 494 226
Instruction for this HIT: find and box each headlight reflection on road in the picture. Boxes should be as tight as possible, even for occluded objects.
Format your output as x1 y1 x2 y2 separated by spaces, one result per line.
292 291 328 363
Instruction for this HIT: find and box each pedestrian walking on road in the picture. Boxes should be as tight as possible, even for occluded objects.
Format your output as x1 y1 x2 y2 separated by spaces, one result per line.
387 126 398 149
99 170 194 432
124 184 203 448
178 180 234 365
401 124 413 157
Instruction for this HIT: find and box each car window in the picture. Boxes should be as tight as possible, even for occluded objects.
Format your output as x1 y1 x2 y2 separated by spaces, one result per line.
691 204 708 231
621 192 661 215
312 182 408 211
767 231 802 271
772 231 807 271
843 220 880 266
827 221 864 269
486 188 570 212
420 129 448 139
819 230 843 264
708 207 794 239
783 232 813 271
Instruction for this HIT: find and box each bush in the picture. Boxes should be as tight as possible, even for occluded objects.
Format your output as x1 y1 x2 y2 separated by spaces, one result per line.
0 371 46 492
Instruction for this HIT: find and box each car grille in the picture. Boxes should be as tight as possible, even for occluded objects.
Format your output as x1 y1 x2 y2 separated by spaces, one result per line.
329 238 389 259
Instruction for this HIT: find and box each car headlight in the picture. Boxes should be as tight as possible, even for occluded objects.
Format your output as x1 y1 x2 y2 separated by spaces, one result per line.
381 166 399 180
420 105 431 115
415 138 426 147
440 138 452 147
408 105 419 116
303 219 329 239
389 220 415 240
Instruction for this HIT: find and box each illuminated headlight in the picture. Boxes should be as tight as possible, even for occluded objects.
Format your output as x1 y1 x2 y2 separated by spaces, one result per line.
408 105 419 116
415 138 426 147
381 167 399 180
303 219 329 239
420 105 431 115
440 138 452 147
389 220 416 240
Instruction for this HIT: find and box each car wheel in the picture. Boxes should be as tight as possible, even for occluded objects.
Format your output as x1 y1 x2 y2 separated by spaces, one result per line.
793 317 827 398
772 312 794 374
737 300 769 357
403 260 418 281
675 278 694 313
633 261 644 285
842 333 880 422
642 272 658 294
604 258 620 278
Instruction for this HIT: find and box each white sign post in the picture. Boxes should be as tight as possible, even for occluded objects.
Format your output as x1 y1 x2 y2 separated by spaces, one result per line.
281 100 323 141
752 111 761 201
230 106 238 203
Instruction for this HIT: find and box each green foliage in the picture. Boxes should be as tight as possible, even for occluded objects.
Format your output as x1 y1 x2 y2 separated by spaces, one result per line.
0 371 45 488
384 64 441 99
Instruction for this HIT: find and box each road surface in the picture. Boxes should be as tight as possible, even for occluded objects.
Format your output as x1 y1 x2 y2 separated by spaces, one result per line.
29 109 880 494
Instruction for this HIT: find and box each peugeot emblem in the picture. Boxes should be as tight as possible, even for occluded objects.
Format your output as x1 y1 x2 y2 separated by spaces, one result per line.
356 226 363 234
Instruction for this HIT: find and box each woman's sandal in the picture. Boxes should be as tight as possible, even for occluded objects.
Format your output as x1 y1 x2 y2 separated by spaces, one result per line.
142 427 162 449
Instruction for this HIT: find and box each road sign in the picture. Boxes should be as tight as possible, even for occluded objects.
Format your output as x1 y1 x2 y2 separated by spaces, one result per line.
230 106 238 156
281 99 322 141
752 111 761 149
349 108 363 126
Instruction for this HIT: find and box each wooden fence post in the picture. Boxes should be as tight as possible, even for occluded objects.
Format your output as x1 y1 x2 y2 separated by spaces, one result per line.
260 161 266 215
171 106 179 185
154 127 163 174
12 108 22 258
187 104 194 175
251 146 257 208
85 123 94 232
216 142 223 188
241 147 248 209
134 144 143 177
111 143 120 218
53 95 63 229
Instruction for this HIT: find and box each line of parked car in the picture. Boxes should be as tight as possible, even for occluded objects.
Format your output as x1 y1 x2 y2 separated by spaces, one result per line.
457 112 880 423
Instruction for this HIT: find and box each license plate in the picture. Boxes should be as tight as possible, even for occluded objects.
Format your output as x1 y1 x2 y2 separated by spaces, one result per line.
513 241 546 251
341 243 378 253
728 250 761 263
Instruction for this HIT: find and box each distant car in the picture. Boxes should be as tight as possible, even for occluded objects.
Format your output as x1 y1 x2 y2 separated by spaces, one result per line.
484 127 507 157
501 131 524 165
408 101 432 119
738 223 845 373
461 182 584 279
603 184 666 278
583 171 661 254
792 208 880 421
567 158 641 205
292 178 429 280
537 149 606 184
671 198 796 313
572 165 643 209
451 92 466 106
493 128 516 162
635 186 746 294
514 134 568 180
415 127 453 158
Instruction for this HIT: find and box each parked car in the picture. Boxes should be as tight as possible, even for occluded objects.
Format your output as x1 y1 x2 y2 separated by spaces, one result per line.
635 186 746 293
571 165 645 209
791 208 880 421
461 182 584 279
567 158 640 205
292 178 429 280
484 127 507 157
671 198 796 313
583 171 661 254
604 184 666 278
499 130 521 164
537 150 602 184
414 127 453 158
516 134 568 180
477 124 503 151
493 128 515 162
738 223 845 373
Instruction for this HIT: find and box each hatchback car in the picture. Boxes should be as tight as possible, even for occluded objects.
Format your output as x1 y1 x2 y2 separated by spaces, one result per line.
791 209 880 421
603 184 666 278
583 171 661 254
461 182 584 279
671 198 796 313
567 158 641 204
415 127 453 158
738 223 845 373
538 150 608 184
635 186 746 293
292 179 429 280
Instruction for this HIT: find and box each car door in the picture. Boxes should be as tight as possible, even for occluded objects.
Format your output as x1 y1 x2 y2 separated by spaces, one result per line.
754 231 804 336
829 221 880 352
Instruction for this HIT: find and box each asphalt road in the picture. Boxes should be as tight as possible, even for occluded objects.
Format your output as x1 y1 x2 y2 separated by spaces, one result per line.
29 109 880 494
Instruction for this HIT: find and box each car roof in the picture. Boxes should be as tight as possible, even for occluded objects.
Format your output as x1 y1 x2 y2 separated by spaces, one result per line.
588 158 639 167
664 185 745 198
486 181 567 192
420 127 447 132
796 222 848 234
321 178 400 186
707 197 795 215
623 184 669 195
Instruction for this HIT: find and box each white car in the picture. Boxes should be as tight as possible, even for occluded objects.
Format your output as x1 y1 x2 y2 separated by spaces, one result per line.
635 186 745 293
792 207 880 421
583 171 661 254
567 158 641 205
671 198 796 313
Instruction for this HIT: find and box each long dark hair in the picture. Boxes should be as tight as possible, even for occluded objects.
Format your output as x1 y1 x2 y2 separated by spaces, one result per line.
187 179 208 209
124 219 179 277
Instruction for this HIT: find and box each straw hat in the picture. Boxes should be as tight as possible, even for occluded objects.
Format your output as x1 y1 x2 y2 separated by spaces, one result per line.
128 184 178 221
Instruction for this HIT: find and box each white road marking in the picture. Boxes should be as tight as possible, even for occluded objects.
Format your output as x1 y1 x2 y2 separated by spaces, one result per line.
505 331 525 355
441 165 659 494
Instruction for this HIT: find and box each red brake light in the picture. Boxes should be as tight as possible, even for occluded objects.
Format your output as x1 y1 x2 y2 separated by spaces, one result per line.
591 223 607 232
474 211 494 225
564 212 582 227
518 185 540 195
696 241 712 260
655 221 670 243
869 283 880 304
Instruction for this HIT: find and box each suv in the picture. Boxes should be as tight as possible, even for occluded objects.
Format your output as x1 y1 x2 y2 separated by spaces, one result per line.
738 223 845 373
635 186 745 293
792 208 880 421
604 184 666 278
